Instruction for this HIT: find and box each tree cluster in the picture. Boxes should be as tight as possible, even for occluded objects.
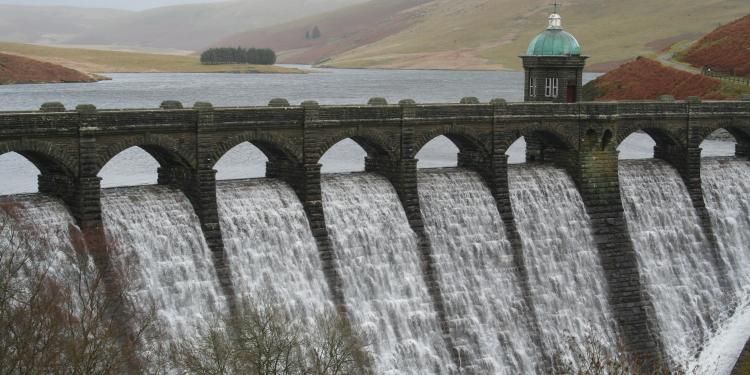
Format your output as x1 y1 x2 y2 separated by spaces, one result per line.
305 26 321 40
200 47 277 65
550 335 703 375
169 303 372 375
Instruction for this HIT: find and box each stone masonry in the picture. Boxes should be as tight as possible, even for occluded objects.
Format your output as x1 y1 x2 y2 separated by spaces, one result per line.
2 98 750 371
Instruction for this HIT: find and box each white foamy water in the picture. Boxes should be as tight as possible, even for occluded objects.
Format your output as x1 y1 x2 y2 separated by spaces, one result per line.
322 173 454 374
217 179 333 321
418 169 541 373
620 159 725 365
2 194 84 279
101 185 228 342
690 298 750 374
689 157 750 374
702 158 750 297
509 164 618 363
0 194 94 316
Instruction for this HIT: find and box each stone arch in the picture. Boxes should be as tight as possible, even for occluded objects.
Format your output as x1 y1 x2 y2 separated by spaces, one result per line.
0 139 77 177
501 125 577 152
616 125 685 150
413 127 491 160
317 129 397 162
696 124 750 158
211 132 302 168
95 135 195 175
694 121 750 147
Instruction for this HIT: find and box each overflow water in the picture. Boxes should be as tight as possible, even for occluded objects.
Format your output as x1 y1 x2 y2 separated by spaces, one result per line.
702 158 750 297
690 158 750 373
321 173 454 374
508 164 618 362
0 194 92 313
217 179 333 322
418 169 541 373
619 159 725 365
102 186 228 342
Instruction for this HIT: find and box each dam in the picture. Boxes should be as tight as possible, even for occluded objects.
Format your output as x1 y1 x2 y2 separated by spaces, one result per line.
1 98 749 373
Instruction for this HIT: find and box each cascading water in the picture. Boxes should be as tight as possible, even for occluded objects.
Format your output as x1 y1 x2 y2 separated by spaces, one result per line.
321 173 454 374
0 194 90 305
702 158 750 297
101 186 228 342
418 169 541 374
508 164 618 362
619 159 725 365
217 179 333 322
688 157 750 374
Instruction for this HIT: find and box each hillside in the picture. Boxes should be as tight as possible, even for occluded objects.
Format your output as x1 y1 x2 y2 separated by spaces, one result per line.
217 0 750 70
581 57 743 101
215 0 432 66
66 0 367 51
0 42 303 74
0 53 101 85
0 5 129 45
678 15 750 78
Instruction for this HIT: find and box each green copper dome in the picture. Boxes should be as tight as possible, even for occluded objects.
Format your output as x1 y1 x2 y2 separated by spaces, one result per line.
526 12 582 56
527 29 581 56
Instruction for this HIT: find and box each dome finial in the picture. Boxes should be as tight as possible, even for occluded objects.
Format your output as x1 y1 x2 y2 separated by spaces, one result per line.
548 1 563 29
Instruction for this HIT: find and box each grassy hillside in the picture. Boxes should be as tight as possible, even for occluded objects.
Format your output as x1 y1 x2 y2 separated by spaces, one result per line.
0 42 303 74
0 5 129 45
677 15 750 78
215 0 431 65
0 53 102 85
219 0 750 70
66 0 367 51
582 57 748 101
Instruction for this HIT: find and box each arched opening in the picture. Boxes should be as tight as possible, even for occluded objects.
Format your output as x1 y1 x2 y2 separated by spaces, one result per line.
700 128 737 158
617 132 657 160
506 137 527 164
214 142 269 180
0 152 41 195
416 136 459 168
98 147 160 188
320 139 368 174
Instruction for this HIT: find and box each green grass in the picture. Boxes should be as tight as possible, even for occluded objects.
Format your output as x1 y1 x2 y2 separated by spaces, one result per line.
0 42 304 74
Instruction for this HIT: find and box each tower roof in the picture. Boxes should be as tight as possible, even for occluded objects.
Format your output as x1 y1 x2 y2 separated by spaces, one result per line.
526 7 581 56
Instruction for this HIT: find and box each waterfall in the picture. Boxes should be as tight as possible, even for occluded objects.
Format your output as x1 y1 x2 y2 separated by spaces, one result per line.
418 169 541 373
689 157 750 374
0 194 91 310
321 173 454 374
508 164 618 362
217 179 333 323
702 158 750 297
102 186 228 342
619 159 725 365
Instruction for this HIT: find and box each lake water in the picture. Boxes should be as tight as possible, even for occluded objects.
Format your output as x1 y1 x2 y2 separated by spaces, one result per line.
0 66 540 110
0 67 735 194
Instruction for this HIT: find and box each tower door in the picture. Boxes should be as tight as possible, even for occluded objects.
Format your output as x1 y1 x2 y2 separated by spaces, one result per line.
566 85 577 103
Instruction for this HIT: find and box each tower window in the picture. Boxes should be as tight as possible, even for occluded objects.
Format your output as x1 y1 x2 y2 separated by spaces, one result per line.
545 78 559 97
529 77 536 97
